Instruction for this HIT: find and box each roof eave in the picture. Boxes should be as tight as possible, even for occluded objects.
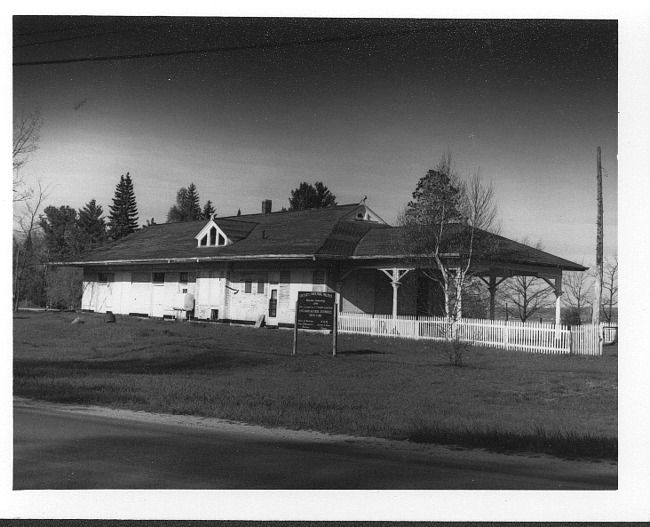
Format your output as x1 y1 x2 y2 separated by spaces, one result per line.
51 254 322 266
348 254 588 272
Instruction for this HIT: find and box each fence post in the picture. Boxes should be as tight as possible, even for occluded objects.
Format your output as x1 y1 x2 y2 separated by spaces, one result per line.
503 322 509 350
568 325 573 354
599 323 604 356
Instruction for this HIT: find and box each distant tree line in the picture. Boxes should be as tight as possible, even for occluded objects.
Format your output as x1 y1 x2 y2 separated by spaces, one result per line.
13 172 141 310
13 174 223 310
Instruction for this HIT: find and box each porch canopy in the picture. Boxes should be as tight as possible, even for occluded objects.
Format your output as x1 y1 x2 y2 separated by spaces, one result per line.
333 224 587 324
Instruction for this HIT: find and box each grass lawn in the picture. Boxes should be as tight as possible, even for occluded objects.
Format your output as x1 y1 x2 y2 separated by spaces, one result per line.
13 310 617 460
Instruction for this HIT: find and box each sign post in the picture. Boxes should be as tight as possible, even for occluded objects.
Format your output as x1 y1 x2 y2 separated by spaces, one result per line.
292 305 299 356
332 304 338 356
293 291 337 356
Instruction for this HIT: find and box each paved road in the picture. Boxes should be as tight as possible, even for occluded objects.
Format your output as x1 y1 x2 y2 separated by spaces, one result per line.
14 401 617 490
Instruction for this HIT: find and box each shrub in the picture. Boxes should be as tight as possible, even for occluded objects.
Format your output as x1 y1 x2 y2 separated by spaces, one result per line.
561 307 583 326
46 267 83 310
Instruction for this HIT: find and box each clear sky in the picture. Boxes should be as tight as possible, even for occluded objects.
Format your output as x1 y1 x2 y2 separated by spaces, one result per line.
13 15 618 265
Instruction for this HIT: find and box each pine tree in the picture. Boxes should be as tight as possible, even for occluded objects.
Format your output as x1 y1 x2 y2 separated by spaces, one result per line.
186 183 202 220
167 183 206 222
404 169 463 225
108 172 139 240
77 199 107 252
202 200 216 220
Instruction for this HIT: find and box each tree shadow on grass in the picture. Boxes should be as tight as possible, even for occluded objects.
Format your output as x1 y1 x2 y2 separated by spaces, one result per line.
337 349 386 356
14 349 273 375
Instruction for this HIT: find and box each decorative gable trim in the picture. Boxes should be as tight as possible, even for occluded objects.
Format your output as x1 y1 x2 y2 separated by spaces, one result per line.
343 204 387 224
195 219 230 247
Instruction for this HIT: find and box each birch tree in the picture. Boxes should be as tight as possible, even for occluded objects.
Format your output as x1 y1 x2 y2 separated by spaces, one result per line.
398 152 500 320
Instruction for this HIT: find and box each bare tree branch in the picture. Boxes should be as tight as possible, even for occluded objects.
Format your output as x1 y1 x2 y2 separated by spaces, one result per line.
601 254 618 323
13 107 43 203
13 181 50 311
563 266 594 323
496 238 554 321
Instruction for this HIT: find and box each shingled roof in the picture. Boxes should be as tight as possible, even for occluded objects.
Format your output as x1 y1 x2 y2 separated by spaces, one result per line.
59 203 387 265
352 225 587 271
57 203 586 272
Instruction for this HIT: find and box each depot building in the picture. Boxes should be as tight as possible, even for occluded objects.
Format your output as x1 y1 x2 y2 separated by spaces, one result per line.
55 200 585 327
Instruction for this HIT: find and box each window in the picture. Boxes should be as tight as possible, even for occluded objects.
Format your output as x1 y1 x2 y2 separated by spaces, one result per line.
313 270 325 285
244 280 252 293
257 281 265 294
179 272 189 284
153 272 165 284
197 222 229 248
98 272 114 283
280 271 291 284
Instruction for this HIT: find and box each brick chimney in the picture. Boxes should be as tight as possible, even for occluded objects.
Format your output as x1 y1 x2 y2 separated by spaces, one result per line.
262 199 272 214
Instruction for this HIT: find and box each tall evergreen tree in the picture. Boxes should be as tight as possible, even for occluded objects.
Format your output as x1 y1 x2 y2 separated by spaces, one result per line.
202 200 216 220
77 199 107 252
187 183 202 220
108 172 139 240
167 183 205 222
404 168 464 225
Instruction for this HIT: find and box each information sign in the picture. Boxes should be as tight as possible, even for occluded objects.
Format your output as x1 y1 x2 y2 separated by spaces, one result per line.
296 291 335 330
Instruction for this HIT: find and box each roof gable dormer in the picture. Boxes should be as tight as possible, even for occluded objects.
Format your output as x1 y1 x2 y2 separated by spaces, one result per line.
342 203 387 224
195 218 230 247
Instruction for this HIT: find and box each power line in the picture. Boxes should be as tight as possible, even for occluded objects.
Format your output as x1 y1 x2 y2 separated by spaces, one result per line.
14 26 438 67
14 19 176 49
14 19 113 38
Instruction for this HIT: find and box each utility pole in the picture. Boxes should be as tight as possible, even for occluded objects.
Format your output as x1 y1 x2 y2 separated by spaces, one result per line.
592 146 603 325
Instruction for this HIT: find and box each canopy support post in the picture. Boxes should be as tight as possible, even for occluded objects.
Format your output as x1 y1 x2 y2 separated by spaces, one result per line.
380 268 413 319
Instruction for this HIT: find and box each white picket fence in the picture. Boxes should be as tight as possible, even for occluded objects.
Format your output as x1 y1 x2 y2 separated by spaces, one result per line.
338 312 610 356
602 322 618 345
